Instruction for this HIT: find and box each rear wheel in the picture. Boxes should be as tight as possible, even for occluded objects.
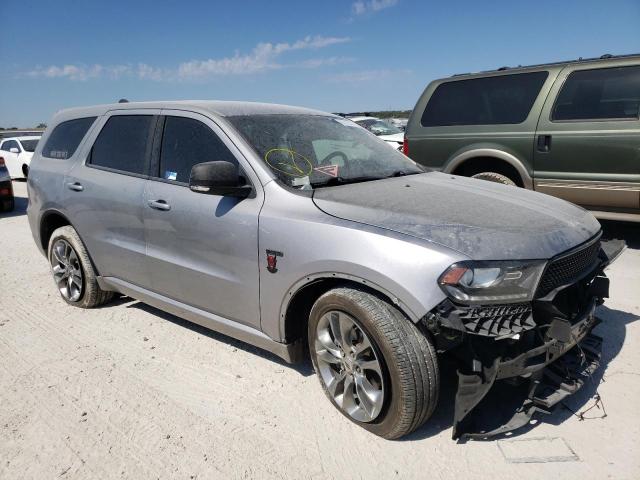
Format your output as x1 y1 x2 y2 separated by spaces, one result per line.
308 287 439 439
471 171 516 186
48 226 113 308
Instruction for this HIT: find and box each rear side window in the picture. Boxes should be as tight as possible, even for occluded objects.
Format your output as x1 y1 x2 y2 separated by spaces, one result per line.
89 115 154 175
552 66 640 121
421 71 548 126
42 117 96 159
158 116 237 183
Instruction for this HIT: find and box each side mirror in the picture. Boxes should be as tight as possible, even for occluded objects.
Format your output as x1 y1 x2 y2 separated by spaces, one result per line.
189 161 252 198
9 147 20 154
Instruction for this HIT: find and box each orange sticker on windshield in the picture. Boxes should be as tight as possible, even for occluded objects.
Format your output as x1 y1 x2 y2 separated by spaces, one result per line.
314 165 339 177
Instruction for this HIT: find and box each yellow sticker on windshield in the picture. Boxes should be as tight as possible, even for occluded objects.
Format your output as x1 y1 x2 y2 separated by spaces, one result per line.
264 148 313 177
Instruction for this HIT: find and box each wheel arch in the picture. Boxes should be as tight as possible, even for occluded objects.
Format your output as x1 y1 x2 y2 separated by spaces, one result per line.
40 210 106 281
280 273 420 345
39 209 73 252
443 148 533 189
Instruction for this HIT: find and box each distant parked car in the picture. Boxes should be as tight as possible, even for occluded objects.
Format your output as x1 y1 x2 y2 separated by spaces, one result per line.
0 156 14 212
348 116 404 150
0 135 41 179
405 53 640 222
387 118 408 131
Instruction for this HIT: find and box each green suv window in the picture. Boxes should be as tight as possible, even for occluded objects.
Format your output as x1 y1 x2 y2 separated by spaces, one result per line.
552 65 640 121
421 71 548 127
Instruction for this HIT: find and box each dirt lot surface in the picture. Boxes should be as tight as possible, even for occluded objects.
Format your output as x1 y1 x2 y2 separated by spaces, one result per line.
1 181 639 479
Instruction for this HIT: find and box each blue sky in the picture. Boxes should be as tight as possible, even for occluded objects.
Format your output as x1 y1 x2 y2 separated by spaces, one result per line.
1 0 639 126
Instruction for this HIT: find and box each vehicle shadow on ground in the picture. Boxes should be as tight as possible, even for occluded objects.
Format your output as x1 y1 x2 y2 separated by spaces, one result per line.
600 219 640 249
0 194 27 218
117 296 315 376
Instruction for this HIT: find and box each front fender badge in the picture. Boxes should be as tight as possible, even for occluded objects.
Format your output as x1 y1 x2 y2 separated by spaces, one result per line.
266 250 283 273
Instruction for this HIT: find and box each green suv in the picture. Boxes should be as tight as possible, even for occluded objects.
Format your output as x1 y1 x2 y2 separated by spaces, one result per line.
405 54 640 222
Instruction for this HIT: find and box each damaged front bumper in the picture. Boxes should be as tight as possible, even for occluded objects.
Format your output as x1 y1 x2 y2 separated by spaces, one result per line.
424 238 616 440
453 303 602 439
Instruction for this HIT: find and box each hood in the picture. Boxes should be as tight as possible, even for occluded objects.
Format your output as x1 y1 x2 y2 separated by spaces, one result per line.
378 132 404 143
312 172 601 260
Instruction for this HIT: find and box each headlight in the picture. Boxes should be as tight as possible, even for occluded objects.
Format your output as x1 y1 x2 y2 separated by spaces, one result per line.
438 260 546 304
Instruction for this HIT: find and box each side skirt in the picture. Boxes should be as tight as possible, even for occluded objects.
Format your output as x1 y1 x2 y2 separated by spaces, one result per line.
97 276 304 364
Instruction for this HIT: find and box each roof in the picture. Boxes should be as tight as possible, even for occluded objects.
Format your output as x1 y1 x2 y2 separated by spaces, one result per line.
0 130 45 139
52 100 333 123
1 135 41 142
452 52 640 78
348 116 379 122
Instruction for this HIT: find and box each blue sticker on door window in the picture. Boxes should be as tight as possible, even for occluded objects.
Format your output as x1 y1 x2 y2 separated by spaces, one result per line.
164 170 177 181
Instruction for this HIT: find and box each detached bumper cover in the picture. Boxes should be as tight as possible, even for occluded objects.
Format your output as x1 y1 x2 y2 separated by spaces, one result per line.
453 311 602 439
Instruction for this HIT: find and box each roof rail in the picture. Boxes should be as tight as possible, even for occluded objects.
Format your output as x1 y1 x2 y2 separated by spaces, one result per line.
451 52 640 77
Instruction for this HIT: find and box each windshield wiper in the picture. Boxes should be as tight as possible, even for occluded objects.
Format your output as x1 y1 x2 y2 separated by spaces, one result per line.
311 170 423 188
311 175 382 188
386 170 422 178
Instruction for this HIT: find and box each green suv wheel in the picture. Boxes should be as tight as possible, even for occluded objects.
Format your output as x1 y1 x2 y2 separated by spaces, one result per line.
471 171 516 186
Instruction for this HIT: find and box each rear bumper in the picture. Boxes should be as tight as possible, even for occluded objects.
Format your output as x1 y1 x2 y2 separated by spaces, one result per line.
0 179 13 210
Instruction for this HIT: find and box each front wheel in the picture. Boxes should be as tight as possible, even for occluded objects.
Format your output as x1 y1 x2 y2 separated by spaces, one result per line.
308 287 439 439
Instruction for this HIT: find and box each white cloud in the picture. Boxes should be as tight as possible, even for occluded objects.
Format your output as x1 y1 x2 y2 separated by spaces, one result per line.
26 35 351 82
352 0 399 16
298 56 354 69
27 64 133 81
177 35 350 79
325 68 411 83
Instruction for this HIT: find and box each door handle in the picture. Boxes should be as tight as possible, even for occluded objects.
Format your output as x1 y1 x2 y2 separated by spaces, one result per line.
537 134 552 153
67 182 84 192
148 199 171 211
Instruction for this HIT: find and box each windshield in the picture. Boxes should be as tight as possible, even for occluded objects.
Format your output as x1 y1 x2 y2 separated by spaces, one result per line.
354 119 402 136
19 139 39 152
227 114 422 189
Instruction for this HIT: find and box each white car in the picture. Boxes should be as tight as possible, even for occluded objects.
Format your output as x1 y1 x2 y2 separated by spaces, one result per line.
0 136 41 179
347 116 404 150
387 117 408 131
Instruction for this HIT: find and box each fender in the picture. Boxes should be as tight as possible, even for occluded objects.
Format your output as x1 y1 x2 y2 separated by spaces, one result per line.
443 148 534 190
279 272 422 332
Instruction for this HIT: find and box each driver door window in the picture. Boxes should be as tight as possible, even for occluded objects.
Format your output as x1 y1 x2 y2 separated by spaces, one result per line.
157 116 238 183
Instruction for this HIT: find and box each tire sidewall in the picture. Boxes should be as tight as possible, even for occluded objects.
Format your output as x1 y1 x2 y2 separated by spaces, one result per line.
308 290 410 437
471 171 516 186
48 227 89 307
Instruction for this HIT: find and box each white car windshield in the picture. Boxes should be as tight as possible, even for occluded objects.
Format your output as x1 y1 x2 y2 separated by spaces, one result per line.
354 119 403 136
20 139 39 152
228 114 422 189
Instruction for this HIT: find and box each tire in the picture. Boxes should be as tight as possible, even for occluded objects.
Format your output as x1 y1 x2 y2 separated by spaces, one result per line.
308 287 439 439
22 164 29 178
471 171 516 186
47 225 114 308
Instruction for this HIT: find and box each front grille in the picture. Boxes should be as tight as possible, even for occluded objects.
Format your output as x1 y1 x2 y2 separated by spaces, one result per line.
457 303 534 337
536 238 601 298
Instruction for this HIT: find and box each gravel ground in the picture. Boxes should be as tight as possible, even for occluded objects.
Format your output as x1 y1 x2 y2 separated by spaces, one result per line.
1 181 639 480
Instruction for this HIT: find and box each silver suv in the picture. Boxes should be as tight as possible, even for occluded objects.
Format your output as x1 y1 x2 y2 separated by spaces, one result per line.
27 101 612 439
